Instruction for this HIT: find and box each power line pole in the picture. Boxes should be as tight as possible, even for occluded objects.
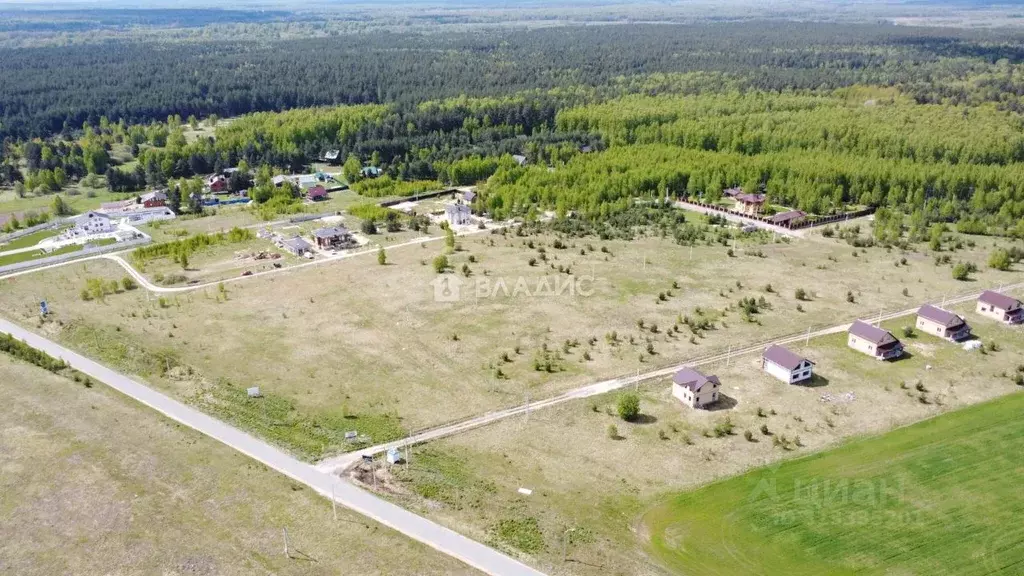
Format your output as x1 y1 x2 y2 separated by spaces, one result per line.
331 482 337 522
282 528 290 559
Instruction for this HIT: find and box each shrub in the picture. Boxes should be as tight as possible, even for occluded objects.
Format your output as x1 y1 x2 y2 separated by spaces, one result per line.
988 249 1011 271
902 326 915 338
743 430 755 442
760 423 770 436
607 424 619 439
432 254 449 273
617 392 641 422
360 219 378 235
794 288 808 301
121 276 138 291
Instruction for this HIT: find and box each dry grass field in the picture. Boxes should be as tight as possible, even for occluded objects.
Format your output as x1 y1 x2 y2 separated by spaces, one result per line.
0 355 475 576
0 218 1018 462
374 301 1024 575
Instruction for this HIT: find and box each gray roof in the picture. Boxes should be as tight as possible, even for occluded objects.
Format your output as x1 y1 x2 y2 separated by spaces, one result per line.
313 226 350 239
672 367 720 392
282 237 311 252
979 290 1021 310
762 344 812 371
848 320 898 346
736 193 766 204
140 190 166 202
82 210 111 220
917 304 966 328
769 210 806 224
463 190 476 202
445 203 471 216
723 187 743 197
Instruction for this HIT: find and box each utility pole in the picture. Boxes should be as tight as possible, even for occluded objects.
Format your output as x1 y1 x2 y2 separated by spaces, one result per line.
563 527 577 562
283 528 290 559
726 344 732 367
805 326 810 346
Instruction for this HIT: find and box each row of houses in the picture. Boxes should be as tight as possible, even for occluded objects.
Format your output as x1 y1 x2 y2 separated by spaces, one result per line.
672 290 1022 410
277 225 356 257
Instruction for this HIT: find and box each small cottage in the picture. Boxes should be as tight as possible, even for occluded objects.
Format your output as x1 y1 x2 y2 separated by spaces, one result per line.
916 304 971 342
139 190 167 208
444 203 473 226
761 344 814 384
672 367 721 409
307 185 328 202
847 320 904 360
976 290 1023 325
312 226 353 250
281 236 313 257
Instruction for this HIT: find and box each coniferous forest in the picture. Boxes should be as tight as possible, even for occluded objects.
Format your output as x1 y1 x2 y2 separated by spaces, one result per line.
5 7 1024 237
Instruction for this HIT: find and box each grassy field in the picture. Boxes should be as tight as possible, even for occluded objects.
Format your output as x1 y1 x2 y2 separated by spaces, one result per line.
643 391 1024 576
0 226 65 250
0 355 476 576
0 185 127 218
370 302 1024 575
0 237 116 266
0 219 1018 461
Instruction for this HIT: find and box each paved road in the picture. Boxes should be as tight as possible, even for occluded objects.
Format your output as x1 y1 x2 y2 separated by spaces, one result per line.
0 317 545 576
316 282 1024 472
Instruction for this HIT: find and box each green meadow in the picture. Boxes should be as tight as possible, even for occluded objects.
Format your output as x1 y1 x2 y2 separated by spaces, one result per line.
644 392 1024 576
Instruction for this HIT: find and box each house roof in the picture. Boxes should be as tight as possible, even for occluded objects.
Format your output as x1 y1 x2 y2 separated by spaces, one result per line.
848 320 898 346
100 199 136 211
272 175 290 185
723 187 743 197
463 190 476 202
769 210 806 224
140 190 166 202
672 367 720 393
82 210 111 220
762 344 813 371
735 193 766 204
313 226 350 239
917 304 966 328
512 154 527 165
282 237 311 252
445 203 471 215
979 290 1021 310
307 185 327 197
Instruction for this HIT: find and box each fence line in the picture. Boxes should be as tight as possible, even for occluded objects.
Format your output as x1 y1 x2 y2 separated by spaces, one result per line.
679 199 875 230
0 237 151 276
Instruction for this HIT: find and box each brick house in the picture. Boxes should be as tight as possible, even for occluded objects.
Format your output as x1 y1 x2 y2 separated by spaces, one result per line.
671 367 721 409
976 290 1023 325
140 190 167 208
847 320 904 360
916 304 971 341
761 344 815 384
734 193 766 215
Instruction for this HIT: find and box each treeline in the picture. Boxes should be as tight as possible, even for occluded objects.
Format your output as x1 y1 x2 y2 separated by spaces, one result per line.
556 91 1024 166
480 144 1024 237
0 333 67 373
5 22 1024 139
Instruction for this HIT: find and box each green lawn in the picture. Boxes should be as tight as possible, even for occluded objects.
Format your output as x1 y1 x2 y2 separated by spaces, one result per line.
643 392 1024 576
0 238 116 267
0 227 65 250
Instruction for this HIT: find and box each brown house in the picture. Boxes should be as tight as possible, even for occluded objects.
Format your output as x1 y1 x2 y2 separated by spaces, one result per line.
847 320 904 360
916 304 971 341
976 290 1023 325
734 193 766 215
768 210 807 227
671 367 721 409
312 226 353 250
307 185 328 202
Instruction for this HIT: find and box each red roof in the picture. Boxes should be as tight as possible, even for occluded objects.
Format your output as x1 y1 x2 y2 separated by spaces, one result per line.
307 186 327 199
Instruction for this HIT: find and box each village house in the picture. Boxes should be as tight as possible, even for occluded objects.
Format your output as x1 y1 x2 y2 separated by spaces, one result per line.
460 189 477 204
768 210 807 227
444 202 473 226
916 304 971 341
847 320 904 360
512 154 528 166
976 290 1024 325
361 166 383 179
139 190 167 208
119 206 177 226
206 174 228 193
307 185 328 202
671 367 721 409
722 187 743 198
280 236 312 257
734 193 766 215
761 344 815 384
312 226 353 250
323 149 340 163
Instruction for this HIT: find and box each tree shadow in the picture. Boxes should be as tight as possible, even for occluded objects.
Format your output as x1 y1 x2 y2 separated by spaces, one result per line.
632 414 658 425
889 351 915 363
705 394 738 412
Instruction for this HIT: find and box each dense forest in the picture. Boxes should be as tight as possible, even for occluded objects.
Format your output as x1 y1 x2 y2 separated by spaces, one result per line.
5 18 1024 239
5 22 1024 139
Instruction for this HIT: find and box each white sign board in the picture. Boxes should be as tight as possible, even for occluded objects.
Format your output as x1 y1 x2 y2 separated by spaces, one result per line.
517 488 533 496
247 387 261 398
